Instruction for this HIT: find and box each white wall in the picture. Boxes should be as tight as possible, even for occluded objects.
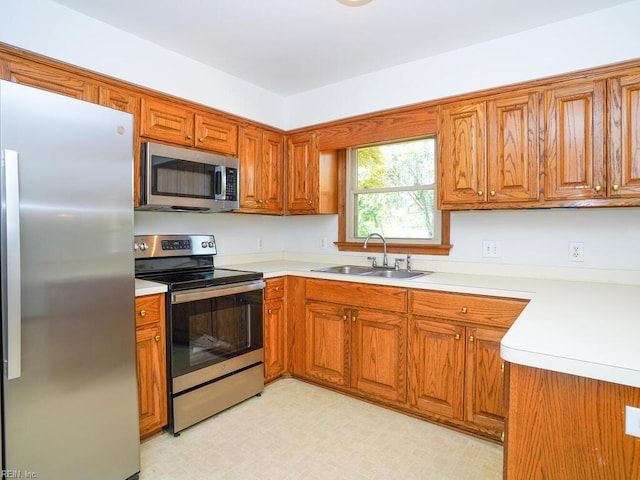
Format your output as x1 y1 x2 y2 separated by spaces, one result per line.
285 0 640 128
0 0 286 127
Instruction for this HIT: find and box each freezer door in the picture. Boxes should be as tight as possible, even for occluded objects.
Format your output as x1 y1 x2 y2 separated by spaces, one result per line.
0 80 140 479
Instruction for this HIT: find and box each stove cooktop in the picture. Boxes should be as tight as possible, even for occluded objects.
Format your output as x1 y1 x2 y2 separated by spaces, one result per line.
138 268 263 292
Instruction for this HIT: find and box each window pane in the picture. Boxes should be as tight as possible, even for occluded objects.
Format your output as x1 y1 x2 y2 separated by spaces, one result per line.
355 190 435 239
356 138 435 189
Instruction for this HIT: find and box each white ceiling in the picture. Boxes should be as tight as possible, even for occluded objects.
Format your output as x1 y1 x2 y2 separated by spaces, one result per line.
51 0 631 96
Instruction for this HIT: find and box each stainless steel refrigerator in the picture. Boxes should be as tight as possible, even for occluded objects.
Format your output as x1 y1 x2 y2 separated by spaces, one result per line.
0 80 140 479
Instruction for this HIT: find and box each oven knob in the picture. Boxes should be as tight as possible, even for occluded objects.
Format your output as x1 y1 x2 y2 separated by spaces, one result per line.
139 242 148 251
208 241 215 248
201 241 208 248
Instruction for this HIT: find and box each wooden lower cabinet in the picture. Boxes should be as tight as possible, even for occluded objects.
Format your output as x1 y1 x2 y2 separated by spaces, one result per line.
505 364 640 479
264 277 287 383
135 293 167 439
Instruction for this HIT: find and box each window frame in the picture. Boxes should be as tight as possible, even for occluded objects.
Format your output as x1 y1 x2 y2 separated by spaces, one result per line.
345 136 441 245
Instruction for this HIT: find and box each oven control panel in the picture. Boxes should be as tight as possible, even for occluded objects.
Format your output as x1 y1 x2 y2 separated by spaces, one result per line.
134 234 217 258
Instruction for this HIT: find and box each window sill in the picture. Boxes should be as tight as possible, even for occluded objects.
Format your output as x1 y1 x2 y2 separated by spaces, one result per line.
334 242 452 256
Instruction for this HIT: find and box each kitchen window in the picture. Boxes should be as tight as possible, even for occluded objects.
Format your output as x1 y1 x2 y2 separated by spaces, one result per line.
346 137 442 245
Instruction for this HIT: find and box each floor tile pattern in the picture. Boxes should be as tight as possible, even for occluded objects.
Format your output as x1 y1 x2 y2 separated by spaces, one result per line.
140 378 502 479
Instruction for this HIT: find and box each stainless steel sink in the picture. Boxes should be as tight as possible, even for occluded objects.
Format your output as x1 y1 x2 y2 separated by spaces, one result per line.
311 265 431 280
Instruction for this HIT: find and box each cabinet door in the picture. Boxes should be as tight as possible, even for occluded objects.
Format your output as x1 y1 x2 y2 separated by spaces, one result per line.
264 298 286 383
262 131 285 213
545 80 606 200
304 301 350 387
609 72 640 198
351 309 407 403
439 102 486 205
194 113 238 155
140 97 193 146
238 126 263 210
407 317 465 419
464 326 507 434
487 92 540 203
136 321 167 439
287 132 318 213
4 57 97 101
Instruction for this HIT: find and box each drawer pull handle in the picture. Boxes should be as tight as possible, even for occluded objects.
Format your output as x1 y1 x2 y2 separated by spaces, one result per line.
139 310 147 317
461 307 467 314
154 335 160 342
275 287 280 291
268 309 273 314
468 335 475 342
454 333 461 340
501 432 505 443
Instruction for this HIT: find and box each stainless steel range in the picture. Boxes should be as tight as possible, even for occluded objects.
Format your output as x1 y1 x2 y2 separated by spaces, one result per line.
134 234 265 435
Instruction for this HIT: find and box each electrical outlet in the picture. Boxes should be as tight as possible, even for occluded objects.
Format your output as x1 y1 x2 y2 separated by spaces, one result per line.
569 242 584 262
625 406 640 438
482 240 501 258
320 237 328 249
257 237 263 249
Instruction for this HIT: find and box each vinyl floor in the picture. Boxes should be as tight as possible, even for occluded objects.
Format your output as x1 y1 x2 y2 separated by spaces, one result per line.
139 378 503 479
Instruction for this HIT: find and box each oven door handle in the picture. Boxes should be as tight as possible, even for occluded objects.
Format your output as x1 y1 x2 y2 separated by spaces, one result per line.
171 280 266 304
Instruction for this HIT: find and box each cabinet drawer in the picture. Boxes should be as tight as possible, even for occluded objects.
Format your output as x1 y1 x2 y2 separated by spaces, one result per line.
409 289 527 328
306 279 407 313
135 294 164 327
265 277 285 301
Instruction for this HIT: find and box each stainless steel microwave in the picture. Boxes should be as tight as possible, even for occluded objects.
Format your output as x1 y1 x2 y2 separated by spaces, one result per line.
138 142 239 212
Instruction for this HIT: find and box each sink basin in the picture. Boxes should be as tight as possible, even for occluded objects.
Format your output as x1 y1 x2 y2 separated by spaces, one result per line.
311 265 374 275
363 269 430 280
311 265 431 280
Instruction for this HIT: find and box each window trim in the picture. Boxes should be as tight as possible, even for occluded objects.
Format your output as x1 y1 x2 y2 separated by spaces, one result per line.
345 137 441 245
334 149 452 256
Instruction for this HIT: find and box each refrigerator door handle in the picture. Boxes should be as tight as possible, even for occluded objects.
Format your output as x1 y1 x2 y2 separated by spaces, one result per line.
4 149 21 379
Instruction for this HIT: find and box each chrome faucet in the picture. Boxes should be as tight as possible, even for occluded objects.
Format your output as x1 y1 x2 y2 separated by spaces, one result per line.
363 232 388 267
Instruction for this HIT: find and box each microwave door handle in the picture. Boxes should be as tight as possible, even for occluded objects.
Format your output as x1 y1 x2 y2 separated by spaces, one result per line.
4 150 22 379
214 166 226 201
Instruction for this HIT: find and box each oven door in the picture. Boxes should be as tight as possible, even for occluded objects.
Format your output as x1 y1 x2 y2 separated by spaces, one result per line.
169 280 264 393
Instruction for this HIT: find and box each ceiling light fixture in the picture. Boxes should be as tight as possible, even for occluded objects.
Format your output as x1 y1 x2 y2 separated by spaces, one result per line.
336 0 373 6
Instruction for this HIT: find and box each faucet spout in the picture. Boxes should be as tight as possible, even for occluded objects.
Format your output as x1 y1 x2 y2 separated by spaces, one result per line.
363 232 388 267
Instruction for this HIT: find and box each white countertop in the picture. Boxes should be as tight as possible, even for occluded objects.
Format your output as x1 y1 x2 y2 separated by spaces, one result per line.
135 279 168 296
224 260 640 389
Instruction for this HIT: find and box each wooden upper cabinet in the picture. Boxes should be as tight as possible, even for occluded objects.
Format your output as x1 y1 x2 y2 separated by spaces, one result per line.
544 80 606 200
195 113 238 155
287 131 319 213
439 91 540 208
439 101 486 206
487 92 540 203
140 97 237 155
238 126 284 213
609 71 640 198
3 57 97 101
140 97 194 146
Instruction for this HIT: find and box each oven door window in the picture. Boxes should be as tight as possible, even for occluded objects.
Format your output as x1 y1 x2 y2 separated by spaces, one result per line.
171 290 263 378
151 155 216 200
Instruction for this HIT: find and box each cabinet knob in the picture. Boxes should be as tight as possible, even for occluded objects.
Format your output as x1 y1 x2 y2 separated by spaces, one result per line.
139 310 147 317
501 432 505 443
274 287 280 291
198 137 204 142
352 316 357 322
186 135 192 140
154 335 160 342
501 362 505 373
461 307 467 314
613 184 620 191
595 185 602 192
268 309 273 314
477 190 483 196
468 335 475 342
454 333 461 340
308 200 313 205
258 199 263 204
490 190 496 196
342 315 348 321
